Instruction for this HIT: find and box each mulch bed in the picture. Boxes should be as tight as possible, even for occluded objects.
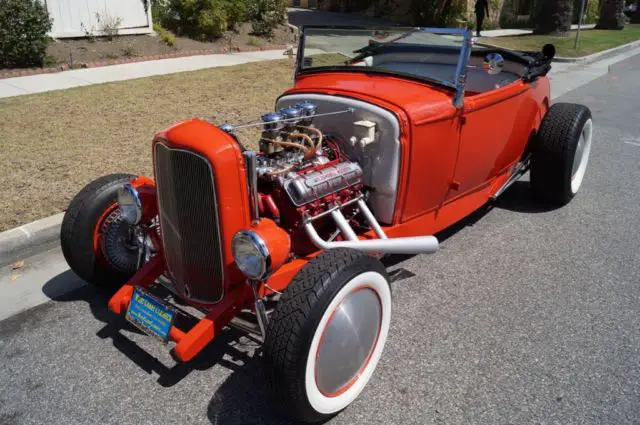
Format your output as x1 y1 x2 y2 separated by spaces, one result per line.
0 23 296 79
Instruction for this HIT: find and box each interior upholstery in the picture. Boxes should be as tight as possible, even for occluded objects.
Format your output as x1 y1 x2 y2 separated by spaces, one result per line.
367 51 525 93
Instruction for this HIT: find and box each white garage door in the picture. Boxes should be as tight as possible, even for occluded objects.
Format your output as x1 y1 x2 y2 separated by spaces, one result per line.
45 0 152 38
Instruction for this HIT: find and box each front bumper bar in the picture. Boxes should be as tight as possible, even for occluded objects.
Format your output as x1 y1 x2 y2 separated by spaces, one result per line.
107 255 246 362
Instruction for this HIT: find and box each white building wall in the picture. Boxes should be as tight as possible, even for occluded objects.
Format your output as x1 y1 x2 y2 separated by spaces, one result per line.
45 0 153 38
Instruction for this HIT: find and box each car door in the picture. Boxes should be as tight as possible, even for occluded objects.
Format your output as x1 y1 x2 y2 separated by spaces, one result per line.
451 84 538 196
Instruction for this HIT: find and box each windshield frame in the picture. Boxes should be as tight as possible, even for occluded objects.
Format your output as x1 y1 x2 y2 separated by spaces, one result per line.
295 26 473 108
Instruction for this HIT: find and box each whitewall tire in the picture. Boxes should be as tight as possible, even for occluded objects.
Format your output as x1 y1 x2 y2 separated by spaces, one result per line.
264 248 391 423
531 103 593 205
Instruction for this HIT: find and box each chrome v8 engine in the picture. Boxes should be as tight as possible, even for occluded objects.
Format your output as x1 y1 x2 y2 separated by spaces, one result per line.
229 102 364 210
220 102 364 244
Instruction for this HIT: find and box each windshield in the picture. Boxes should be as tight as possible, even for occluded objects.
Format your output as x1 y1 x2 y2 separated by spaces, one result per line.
298 27 472 89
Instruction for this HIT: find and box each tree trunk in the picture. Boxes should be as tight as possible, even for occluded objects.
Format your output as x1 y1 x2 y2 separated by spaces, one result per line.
595 0 626 29
534 0 573 35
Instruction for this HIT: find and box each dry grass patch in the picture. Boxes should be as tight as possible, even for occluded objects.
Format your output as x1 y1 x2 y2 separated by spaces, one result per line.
0 58 295 231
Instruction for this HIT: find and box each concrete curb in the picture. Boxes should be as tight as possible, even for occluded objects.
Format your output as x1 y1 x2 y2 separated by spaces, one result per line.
0 213 64 267
554 39 640 63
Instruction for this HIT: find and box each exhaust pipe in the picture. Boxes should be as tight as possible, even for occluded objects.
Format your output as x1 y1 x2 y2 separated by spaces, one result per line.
304 222 439 255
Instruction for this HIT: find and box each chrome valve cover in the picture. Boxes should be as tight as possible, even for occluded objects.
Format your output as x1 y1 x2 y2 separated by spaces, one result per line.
284 161 363 206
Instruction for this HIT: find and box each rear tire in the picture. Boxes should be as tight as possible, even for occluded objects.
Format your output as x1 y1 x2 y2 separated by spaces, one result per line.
264 248 391 423
61 174 138 287
530 103 593 205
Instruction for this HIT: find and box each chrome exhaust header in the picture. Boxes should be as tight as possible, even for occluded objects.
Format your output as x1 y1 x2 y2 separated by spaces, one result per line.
304 199 439 255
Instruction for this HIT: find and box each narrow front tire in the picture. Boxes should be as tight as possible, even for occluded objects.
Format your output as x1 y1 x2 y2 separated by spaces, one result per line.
60 174 139 287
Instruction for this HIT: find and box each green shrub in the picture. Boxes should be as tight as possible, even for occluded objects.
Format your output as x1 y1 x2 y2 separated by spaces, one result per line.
151 0 171 26
570 0 599 24
410 0 467 27
196 5 228 39
0 0 53 68
224 0 247 29
583 0 600 23
163 0 225 40
160 0 284 40
153 22 177 46
247 0 286 36
164 0 254 40
247 36 262 46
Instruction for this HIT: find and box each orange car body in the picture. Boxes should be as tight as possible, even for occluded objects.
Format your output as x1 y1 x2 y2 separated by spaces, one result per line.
108 56 551 362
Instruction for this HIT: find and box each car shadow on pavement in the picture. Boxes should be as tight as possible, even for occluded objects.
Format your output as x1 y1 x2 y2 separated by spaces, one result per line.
381 181 559 271
42 271 297 423
492 181 562 214
42 272 257 388
206 354 295 425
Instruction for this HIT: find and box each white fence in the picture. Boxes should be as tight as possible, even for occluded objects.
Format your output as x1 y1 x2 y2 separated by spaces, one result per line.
45 0 153 38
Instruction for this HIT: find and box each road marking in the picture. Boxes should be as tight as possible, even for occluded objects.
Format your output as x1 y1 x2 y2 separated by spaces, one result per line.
624 141 640 147
18 226 31 237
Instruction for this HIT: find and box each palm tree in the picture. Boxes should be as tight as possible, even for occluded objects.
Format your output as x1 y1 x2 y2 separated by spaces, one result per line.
534 0 573 35
596 0 626 29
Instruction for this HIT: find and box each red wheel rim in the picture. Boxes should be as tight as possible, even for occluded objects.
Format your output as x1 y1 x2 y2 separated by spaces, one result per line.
92 203 119 267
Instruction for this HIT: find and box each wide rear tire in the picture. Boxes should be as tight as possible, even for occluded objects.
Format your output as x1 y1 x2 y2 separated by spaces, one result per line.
530 103 593 205
61 174 139 287
264 248 391 423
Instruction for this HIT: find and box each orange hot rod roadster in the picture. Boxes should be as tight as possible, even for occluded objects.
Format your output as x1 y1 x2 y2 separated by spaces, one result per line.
61 27 593 422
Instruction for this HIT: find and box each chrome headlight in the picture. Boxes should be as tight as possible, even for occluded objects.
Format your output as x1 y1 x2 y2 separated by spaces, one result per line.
232 230 271 280
116 184 142 225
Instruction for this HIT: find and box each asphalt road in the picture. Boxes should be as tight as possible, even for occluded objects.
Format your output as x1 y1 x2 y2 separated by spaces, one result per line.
1 54 640 425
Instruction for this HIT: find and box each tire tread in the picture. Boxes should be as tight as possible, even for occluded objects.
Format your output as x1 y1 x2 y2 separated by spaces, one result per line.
531 102 591 204
60 173 136 285
263 248 388 423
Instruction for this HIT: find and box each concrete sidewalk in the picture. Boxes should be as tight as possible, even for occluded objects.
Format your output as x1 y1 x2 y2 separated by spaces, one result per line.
0 49 289 98
480 24 596 37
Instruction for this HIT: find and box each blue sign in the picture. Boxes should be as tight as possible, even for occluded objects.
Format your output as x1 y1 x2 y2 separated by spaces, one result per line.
126 288 175 341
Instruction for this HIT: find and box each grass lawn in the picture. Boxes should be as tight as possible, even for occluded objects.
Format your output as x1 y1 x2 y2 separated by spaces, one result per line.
0 58 295 231
479 24 640 57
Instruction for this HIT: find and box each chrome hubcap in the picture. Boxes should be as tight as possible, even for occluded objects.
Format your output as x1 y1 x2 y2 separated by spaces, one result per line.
571 118 593 194
315 287 382 396
102 210 140 272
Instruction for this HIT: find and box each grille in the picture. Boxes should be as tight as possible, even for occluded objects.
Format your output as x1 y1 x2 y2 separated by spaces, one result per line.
154 143 224 303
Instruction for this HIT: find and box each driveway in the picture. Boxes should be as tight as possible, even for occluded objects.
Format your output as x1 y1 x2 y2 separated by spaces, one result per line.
287 7 397 27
